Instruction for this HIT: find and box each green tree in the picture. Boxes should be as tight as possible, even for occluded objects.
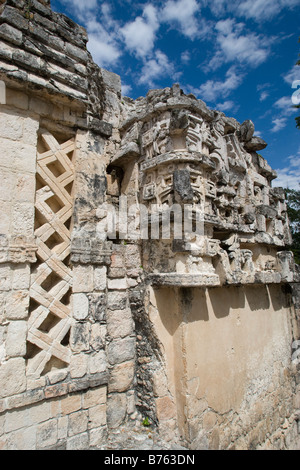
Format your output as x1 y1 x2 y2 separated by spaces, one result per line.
285 188 300 264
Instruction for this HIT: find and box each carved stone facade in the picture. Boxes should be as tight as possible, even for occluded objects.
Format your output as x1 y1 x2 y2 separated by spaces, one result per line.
0 0 299 450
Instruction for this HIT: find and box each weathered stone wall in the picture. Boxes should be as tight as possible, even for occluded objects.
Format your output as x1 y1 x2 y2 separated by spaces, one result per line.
0 0 130 450
0 0 299 451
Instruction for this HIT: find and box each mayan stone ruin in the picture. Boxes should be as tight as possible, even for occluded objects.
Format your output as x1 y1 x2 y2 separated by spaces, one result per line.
0 0 299 450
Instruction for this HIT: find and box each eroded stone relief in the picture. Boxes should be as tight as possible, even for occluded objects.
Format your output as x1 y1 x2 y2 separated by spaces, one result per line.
113 89 293 289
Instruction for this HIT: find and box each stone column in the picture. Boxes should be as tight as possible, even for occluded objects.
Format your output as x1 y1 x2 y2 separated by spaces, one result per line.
0 79 39 399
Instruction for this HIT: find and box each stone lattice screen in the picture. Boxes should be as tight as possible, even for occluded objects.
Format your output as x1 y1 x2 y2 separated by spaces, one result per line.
26 130 75 380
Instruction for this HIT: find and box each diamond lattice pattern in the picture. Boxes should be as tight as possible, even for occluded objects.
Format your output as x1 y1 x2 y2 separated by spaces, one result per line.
27 130 75 378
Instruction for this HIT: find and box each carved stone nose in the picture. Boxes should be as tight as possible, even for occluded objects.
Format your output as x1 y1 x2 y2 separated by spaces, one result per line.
173 169 193 202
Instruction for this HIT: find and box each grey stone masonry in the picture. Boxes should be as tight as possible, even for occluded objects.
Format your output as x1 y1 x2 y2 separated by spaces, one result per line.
0 0 116 136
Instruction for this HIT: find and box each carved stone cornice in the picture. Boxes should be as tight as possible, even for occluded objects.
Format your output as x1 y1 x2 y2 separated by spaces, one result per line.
0 235 37 264
71 237 112 266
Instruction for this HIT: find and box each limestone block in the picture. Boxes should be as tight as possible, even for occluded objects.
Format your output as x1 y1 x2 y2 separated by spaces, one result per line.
13 173 35 205
106 393 127 429
72 293 89 320
69 353 88 379
6 88 28 110
107 291 128 311
89 426 107 447
14 141 37 174
28 401 52 427
107 278 127 290
60 395 82 417
65 42 89 64
108 267 127 279
0 139 24 172
101 68 121 95
11 264 30 290
5 290 29 320
0 41 14 62
29 96 52 116
110 250 124 268
70 322 90 353
72 265 94 293
108 361 135 393
4 407 28 434
48 369 68 385
6 320 27 357
102 92 120 127
90 323 106 351
7 425 37 450
107 308 134 339
0 357 26 398
66 432 89 450
88 404 106 429
0 413 4 436
0 81 5 105
68 410 89 437
0 169 14 202
152 369 169 397
156 396 177 421
88 293 106 323
107 337 135 365
11 202 35 237
0 110 23 141
82 386 107 409
293 391 300 410
0 264 11 291
89 350 107 374
127 278 138 287
94 266 107 291
57 416 68 441
22 117 39 146
0 201 11 234
36 420 58 449
126 390 136 416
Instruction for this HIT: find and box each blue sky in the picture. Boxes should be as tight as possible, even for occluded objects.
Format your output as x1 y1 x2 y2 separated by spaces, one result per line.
51 0 300 189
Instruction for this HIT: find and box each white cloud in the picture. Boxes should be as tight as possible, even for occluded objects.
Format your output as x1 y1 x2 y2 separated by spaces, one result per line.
205 0 227 16
120 4 159 58
236 0 300 22
274 96 297 116
207 19 272 71
257 83 271 102
61 0 98 13
205 0 300 22
284 64 300 86
271 117 288 133
86 13 122 66
161 0 205 39
87 34 121 65
121 83 133 96
274 151 300 189
181 50 191 64
259 91 269 102
216 100 239 112
191 66 244 103
138 50 178 87
270 92 298 133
